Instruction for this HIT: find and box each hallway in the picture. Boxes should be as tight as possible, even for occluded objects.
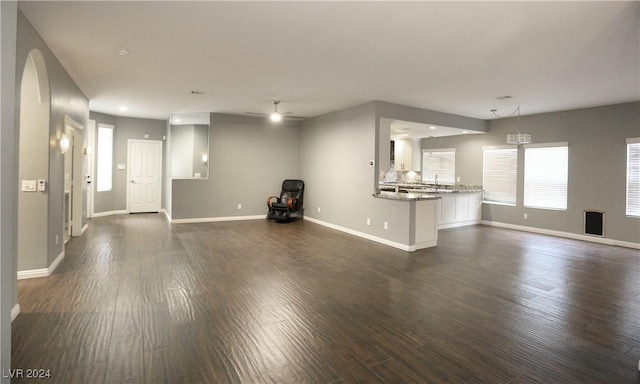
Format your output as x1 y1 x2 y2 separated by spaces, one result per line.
11 214 640 383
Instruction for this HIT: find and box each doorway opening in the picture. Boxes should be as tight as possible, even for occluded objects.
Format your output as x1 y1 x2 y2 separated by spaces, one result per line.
64 116 84 241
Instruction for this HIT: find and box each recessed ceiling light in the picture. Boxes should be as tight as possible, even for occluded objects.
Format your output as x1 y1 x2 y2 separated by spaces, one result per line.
429 126 437 130
117 49 129 56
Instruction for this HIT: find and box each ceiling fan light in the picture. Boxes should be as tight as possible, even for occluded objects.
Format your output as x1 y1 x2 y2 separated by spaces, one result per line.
270 111 282 122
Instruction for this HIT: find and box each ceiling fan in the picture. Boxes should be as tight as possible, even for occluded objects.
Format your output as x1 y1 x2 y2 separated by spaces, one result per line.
245 100 306 122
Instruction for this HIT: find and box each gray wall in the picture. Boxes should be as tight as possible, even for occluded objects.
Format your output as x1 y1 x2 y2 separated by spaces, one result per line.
1 2 17 380
423 102 640 244
299 102 415 245
15 10 89 268
90 112 167 214
171 114 299 220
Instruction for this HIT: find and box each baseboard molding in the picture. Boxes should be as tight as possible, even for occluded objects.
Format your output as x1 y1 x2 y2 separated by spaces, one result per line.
92 210 128 218
81 223 89 234
17 250 65 280
303 216 413 252
171 215 266 224
11 304 20 322
439 219 482 230
161 209 172 222
481 220 640 250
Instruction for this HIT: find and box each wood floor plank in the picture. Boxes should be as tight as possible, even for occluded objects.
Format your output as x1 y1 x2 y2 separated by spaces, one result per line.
11 213 640 384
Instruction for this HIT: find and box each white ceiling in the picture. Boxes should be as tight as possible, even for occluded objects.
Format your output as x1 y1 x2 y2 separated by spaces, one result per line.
19 1 640 122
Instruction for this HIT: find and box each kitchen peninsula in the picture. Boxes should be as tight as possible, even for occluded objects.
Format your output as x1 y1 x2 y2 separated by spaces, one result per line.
373 183 483 251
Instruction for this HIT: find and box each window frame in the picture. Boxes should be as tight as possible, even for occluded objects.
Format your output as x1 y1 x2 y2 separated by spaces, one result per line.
626 138 640 217
482 145 518 206
96 124 114 192
421 148 456 185
523 142 569 211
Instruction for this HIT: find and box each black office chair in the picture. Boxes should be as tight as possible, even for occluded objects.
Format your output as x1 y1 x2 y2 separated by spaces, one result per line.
267 179 304 222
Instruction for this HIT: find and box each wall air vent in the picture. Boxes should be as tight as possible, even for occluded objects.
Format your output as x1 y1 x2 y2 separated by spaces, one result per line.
584 210 605 237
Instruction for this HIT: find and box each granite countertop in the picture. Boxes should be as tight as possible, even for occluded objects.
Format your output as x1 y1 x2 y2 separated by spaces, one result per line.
373 191 442 201
378 183 483 194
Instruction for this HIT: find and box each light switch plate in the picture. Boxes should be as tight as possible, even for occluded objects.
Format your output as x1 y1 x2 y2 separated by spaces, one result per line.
117 164 126 170
22 180 36 192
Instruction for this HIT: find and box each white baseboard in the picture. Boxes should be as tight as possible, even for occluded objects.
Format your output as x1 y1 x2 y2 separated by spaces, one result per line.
171 215 266 224
161 209 172 222
11 304 20 322
481 220 640 250
303 216 414 252
81 223 89 234
92 210 128 218
17 250 65 280
439 219 481 230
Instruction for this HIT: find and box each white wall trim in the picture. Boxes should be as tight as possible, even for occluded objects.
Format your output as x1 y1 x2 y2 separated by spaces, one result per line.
171 215 266 224
92 210 128 218
81 223 88 234
439 219 482 230
17 250 65 280
11 304 20 322
161 209 172 222
481 220 640 250
304 216 413 252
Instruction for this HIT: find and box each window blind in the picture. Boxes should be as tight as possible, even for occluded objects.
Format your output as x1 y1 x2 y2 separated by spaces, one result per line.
422 149 455 184
483 147 517 205
524 144 568 210
627 139 640 217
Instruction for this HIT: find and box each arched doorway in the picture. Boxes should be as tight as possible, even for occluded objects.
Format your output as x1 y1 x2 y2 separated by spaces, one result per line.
17 49 50 272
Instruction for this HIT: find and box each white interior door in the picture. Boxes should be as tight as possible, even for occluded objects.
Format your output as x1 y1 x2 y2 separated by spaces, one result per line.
128 140 162 213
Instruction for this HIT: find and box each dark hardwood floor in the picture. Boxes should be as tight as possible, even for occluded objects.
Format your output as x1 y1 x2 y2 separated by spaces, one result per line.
11 213 640 383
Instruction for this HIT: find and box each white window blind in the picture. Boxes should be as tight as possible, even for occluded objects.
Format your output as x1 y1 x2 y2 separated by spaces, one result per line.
96 124 113 192
524 143 568 210
483 146 517 205
627 138 640 217
422 149 455 184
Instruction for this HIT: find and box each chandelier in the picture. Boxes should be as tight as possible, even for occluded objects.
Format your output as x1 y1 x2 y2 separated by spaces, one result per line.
506 132 532 145
491 104 532 145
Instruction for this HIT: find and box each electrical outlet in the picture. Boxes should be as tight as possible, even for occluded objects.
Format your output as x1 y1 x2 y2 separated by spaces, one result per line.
237 203 242 210
317 207 321 213
366 218 371 226
384 221 388 230
524 213 528 220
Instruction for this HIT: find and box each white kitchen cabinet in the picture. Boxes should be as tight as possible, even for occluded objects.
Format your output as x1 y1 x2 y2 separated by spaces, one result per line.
437 192 482 229
394 139 413 171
